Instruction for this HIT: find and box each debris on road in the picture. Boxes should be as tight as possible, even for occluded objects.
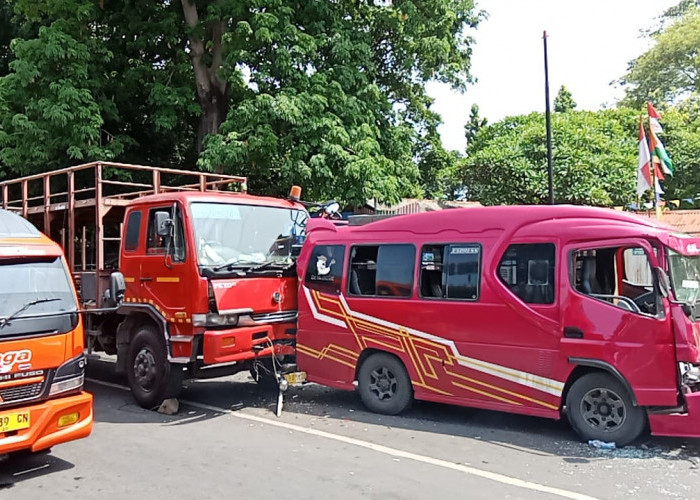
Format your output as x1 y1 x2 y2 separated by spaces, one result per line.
157 398 180 415
588 440 616 450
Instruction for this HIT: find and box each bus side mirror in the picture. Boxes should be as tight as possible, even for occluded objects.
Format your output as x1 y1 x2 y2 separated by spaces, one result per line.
155 211 173 237
108 272 126 306
656 268 670 298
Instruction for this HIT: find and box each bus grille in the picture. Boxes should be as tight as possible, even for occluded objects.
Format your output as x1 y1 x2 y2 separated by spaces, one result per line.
0 381 44 403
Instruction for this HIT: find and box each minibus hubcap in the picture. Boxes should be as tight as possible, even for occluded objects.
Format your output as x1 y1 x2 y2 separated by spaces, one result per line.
580 387 626 431
369 367 397 400
134 348 157 390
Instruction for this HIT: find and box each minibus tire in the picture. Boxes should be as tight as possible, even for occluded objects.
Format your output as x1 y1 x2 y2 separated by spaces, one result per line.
127 326 183 409
566 372 645 446
357 353 413 415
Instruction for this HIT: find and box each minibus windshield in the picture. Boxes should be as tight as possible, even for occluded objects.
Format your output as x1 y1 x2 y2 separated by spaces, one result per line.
668 249 700 303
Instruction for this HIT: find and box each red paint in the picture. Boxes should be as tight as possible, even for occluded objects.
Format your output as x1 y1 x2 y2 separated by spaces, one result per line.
296 205 700 438
120 191 304 365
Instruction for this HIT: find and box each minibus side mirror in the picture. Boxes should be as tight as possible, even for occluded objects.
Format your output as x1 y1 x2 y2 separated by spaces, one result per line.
656 268 670 298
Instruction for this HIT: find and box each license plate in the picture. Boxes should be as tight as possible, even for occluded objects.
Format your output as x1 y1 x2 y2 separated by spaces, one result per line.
283 371 307 385
0 411 30 433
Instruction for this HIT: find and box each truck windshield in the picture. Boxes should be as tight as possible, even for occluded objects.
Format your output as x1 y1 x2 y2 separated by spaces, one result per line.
668 249 700 303
190 202 306 268
0 257 78 336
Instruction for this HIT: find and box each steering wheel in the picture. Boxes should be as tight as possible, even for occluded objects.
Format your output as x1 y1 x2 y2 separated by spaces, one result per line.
632 291 656 314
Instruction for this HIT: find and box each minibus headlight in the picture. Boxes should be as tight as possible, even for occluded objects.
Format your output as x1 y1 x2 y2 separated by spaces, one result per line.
50 354 86 396
192 313 238 328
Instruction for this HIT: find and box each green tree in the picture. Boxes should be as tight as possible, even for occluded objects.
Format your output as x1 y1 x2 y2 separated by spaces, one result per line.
553 85 577 113
464 103 487 146
460 109 640 206
620 4 700 107
0 0 483 206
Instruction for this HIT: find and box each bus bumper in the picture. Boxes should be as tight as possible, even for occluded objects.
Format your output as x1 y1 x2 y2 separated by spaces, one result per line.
649 390 700 438
0 391 93 454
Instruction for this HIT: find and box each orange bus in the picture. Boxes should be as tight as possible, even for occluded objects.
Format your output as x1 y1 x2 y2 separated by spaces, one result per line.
0 209 92 456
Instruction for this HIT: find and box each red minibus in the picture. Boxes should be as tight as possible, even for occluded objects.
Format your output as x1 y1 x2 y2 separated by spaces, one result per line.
295 205 700 445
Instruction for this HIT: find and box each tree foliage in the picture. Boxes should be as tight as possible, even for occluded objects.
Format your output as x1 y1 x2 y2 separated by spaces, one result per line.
459 109 641 206
0 0 482 205
464 103 487 146
553 85 577 113
620 3 700 107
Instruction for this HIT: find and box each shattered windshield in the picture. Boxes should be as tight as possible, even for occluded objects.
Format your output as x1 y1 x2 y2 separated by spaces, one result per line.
668 249 700 303
190 202 306 269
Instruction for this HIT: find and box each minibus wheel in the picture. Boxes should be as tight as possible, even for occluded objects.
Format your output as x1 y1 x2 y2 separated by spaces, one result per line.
127 325 183 409
357 353 413 415
566 372 645 446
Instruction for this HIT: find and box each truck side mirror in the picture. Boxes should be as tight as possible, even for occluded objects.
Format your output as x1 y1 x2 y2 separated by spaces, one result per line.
108 271 126 306
155 211 172 237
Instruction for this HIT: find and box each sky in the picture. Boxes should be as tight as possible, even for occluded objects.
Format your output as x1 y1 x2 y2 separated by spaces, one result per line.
428 0 679 153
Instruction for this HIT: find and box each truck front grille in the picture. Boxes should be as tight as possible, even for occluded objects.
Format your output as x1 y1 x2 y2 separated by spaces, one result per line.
0 381 45 404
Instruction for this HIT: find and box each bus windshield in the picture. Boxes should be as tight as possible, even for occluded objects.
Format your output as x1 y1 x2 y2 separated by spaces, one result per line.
668 249 700 303
0 257 78 337
190 202 306 268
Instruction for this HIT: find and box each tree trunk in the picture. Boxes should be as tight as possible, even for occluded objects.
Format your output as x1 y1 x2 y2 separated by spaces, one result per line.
181 0 229 167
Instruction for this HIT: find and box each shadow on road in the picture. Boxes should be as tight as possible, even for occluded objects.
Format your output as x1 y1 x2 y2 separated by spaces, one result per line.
86 357 700 465
0 451 74 491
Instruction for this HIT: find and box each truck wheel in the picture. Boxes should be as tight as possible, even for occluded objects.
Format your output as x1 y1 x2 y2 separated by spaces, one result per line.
566 372 646 446
357 353 413 415
126 326 182 409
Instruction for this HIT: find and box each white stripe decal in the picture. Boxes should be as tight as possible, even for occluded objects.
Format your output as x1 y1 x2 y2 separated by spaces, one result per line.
303 287 564 397
303 286 348 329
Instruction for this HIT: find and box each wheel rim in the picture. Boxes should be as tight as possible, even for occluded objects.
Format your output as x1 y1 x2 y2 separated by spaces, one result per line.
579 387 627 432
368 366 398 401
133 347 157 392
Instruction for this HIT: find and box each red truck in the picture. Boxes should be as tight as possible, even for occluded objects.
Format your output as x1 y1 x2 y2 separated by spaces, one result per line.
1 162 307 408
295 205 700 445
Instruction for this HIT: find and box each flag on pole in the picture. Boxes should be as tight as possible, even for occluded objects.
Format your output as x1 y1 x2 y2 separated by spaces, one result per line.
647 102 663 134
649 126 674 176
637 117 652 197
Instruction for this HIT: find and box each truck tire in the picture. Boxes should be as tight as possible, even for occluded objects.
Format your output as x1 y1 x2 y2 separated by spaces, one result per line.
566 372 646 446
126 325 182 409
357 353 413 415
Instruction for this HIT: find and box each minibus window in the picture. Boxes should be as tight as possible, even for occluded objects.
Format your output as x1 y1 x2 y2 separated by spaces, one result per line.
305 245 345 294
572 246 658 315
349 244 415 298
498 243 555 304
420 244 481 300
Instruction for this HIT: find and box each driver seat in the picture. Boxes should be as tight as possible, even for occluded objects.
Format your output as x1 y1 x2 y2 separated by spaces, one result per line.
581 255 600 295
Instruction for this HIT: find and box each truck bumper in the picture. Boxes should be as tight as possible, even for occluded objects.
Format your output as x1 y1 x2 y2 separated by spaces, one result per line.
202 325 294 365
649 390 700 438
0 391 93 454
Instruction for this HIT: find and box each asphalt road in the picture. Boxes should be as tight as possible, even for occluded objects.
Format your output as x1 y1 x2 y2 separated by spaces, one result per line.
1 359 699 499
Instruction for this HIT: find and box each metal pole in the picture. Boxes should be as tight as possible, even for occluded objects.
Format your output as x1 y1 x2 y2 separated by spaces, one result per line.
543 30 554 205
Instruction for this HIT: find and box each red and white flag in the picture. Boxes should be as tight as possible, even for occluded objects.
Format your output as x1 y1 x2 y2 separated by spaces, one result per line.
637 117 652 197
647 102 663 134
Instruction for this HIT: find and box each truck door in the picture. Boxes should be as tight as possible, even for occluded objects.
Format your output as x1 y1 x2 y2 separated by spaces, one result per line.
140 204 189 317
560 239 677 407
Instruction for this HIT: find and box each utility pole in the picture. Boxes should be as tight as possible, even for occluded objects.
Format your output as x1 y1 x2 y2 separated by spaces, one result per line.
543 31 554 205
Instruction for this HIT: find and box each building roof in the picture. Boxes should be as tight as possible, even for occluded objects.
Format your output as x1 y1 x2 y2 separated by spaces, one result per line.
637 210 700 236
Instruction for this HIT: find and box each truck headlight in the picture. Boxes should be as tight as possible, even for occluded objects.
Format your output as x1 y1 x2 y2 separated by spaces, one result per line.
50 354 86 396
192 313 238 328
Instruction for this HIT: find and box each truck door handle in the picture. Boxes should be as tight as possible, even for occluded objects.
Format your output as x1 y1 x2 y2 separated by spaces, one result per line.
564 326 584 339
139 276 154 282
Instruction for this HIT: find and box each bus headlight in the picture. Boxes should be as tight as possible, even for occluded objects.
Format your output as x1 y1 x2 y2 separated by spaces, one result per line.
50 354 86 396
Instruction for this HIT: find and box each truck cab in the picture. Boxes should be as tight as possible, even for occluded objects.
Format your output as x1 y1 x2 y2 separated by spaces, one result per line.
0 209 92 455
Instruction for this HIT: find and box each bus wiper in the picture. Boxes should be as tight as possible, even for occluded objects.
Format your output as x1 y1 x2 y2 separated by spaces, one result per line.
0 298 61 329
